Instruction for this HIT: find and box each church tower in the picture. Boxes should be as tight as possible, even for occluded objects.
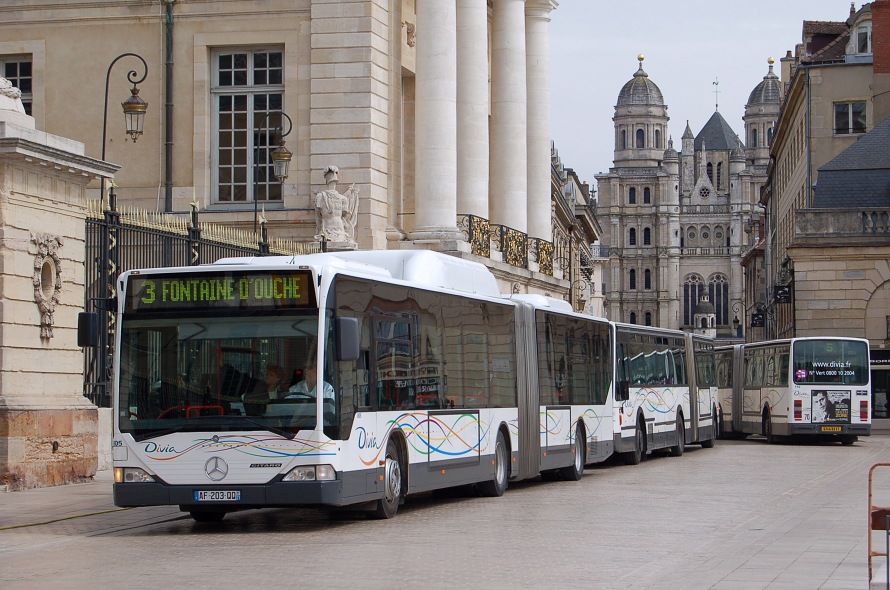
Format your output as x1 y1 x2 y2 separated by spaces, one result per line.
596 55 776 338
595 56 675 327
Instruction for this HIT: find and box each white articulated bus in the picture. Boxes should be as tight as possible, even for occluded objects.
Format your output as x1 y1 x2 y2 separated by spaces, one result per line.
100 250 617 521
612 324 717 464
715 337 871 443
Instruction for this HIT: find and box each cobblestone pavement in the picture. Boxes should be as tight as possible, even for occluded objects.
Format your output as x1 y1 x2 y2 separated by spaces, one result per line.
2 436 890 590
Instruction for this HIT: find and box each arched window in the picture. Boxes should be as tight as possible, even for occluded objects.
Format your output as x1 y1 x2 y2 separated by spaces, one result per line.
629 312 637 324
629 228 637 245
643 227 651 245
621 129 626 150
700 317 708 329
644 268 651 290
706 162 714 183
636 129 645 148
629 187 636 204
717 162 723 189
644 311 652 326
629 269 636 290
708 274 730 325
683 274 705 326
655 129 661 149
643 187 651 204
750 128 758 148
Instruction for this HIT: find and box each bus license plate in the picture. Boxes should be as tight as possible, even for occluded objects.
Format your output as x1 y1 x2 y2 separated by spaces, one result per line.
194 490 241 502
821 426 842 432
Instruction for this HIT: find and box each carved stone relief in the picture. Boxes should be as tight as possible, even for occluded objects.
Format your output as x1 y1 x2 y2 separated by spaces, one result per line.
32 233 63 339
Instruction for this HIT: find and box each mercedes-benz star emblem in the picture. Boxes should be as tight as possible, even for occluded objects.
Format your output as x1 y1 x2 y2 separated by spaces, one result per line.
204 456 229 481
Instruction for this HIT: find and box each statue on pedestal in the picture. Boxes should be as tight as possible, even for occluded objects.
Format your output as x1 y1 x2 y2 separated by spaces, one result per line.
313 165 359 249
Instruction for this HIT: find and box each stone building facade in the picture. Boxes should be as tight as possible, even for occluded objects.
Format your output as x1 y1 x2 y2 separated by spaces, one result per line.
595 56 778 336
0 82 115 488
0 1 600 299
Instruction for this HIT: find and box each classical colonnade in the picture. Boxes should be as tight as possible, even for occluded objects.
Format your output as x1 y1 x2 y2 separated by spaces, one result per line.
411 0 557 242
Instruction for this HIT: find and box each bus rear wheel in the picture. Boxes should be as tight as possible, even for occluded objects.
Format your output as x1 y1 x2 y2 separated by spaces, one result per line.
762 411 776 444
669 414 685 457
478 430 508 497
371 439 403 519
558 424 586 481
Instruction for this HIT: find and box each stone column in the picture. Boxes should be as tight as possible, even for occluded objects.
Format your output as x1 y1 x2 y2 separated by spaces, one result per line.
526 0 557 240
0 80 117 488
490 0 528 233
456 0 489 219
411 0 463 241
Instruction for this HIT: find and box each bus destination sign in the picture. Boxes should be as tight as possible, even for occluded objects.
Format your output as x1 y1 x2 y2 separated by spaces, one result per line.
125 271 315 313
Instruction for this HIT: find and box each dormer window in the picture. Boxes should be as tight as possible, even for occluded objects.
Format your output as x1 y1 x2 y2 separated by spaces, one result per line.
857 24 872 54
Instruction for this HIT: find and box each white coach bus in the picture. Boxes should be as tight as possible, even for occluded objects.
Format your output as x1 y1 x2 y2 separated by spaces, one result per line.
96 250 618 521
716 337 871 444
612 324 717 464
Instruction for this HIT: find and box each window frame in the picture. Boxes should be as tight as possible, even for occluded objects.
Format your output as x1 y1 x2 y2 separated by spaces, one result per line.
833 101 866 135
210 47 286 206
1 56 32 116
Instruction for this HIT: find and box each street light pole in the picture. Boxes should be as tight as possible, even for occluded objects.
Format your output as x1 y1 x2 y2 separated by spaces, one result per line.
253 110 293 235
100 53 148 206
731 301 743 339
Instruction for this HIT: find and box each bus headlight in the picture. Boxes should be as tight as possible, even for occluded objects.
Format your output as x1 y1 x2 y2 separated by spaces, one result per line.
283 465 336 482
114 467 155 483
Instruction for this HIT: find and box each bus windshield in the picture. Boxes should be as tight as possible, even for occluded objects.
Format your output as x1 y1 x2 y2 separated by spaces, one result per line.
792 339 869 386
117 313 335 440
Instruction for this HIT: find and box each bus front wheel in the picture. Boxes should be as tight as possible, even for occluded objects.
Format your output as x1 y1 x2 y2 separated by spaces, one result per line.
701 409 717 448
623 421 646 465
371 439 403 519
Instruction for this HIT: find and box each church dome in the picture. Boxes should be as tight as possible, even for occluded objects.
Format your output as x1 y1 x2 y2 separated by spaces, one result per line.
747 58 782 105
694 298 716 315
617 55 664 107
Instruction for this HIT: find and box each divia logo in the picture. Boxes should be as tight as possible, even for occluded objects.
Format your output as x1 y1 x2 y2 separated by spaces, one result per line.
143 442 178 453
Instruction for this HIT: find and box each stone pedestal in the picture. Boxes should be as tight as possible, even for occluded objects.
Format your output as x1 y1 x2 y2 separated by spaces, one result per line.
0 79 116 489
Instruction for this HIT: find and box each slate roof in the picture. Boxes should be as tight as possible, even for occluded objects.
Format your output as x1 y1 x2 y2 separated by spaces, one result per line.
694 111 743 151
813 117 890 208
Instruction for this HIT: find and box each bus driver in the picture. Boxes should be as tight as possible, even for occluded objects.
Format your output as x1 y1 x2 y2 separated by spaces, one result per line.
286 362 334 400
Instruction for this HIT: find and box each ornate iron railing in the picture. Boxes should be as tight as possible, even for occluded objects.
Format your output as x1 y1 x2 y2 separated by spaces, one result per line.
458 213 554 275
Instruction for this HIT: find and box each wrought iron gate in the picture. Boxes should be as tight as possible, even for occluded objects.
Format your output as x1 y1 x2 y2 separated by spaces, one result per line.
83 193 319 407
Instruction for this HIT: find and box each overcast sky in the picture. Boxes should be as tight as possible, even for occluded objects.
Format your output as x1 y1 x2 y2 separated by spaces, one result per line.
549 1 857 185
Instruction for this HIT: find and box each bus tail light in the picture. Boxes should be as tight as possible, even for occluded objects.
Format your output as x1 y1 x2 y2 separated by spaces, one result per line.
861 400 869 422
793 399 802 421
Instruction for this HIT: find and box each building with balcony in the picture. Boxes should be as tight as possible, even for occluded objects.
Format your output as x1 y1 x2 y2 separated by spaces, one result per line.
0 0 574 297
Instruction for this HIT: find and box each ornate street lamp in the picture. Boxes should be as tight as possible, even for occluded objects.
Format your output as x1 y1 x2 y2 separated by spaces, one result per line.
101 53 148 204
253 111 293 234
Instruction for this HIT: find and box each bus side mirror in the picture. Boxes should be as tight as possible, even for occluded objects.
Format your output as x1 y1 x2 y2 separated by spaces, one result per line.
336 317 360 361
77 312 99 347
616 379 630 402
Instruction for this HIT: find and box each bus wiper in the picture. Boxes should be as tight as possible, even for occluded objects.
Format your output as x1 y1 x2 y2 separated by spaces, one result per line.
133 425 185 442
234 416 296 439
